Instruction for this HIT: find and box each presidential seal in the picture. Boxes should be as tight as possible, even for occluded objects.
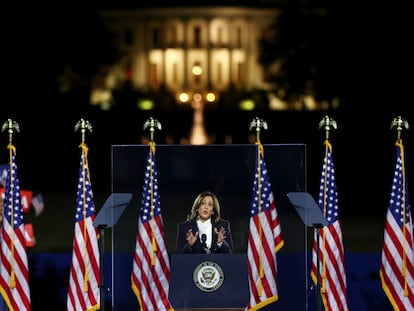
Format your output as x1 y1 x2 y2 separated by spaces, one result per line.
193 261 224 292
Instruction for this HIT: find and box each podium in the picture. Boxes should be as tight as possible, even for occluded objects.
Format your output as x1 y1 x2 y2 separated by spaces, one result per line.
169 254 249 310
110 144 307 310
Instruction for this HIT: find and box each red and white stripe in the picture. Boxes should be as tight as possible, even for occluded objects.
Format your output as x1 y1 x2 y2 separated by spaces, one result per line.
311 222 348 310
0 145 31 310
380 141 414 311
131 216 172 311
311 141 348 311
66 143 100 311
131 144 173 311
0 220 31 310
246 144 283 310
66 216 100 311
381 212 414 310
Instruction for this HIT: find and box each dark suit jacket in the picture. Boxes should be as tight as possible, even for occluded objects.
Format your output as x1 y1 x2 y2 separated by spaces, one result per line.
176 219 233 254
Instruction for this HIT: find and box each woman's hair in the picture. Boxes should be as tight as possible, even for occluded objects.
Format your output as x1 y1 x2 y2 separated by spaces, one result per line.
187 190 221 223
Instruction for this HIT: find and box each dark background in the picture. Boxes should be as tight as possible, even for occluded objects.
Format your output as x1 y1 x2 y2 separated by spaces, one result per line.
1 1 411 310
3 1 413 253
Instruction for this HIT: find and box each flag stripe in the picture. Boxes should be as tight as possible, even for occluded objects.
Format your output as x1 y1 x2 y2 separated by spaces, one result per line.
311 141 348 311
66 143 100 311
380 141 414 311
131 143 173 311
381 223 414 303
246 143 283 310
0 144 31 311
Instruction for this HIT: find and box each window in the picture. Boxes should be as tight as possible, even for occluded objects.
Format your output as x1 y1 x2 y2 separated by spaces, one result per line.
152 27 160 48
217 27 223 46
169 26 178 47
236 27 242 48
217 62 222 84
194 26 201 47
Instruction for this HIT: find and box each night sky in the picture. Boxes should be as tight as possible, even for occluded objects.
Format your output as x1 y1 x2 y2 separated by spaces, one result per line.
1 7 411 311
4 1 413 216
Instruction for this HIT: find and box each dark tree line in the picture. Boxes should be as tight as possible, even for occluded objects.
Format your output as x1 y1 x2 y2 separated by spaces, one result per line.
258 6 345 108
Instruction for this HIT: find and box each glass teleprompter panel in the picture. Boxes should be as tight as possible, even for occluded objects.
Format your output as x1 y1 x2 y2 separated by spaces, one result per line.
109 144 308 310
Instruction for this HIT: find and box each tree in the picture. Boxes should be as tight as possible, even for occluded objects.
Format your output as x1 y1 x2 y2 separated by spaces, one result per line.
7 1 119 106
258 6 344 108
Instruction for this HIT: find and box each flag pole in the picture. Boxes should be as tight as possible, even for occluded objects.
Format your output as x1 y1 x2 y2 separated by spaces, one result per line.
143 116 162 143
1 119 20 145
249 117 268 144
1 119 20 289
390 115 409 141
74 118 93 144
132 117 174 310
248 117 268 297
246 117 284 310
74 119 100 308
316 115 337 311
318 115 338 141
1 119 32 309
391 115 410 296
380 116 413 310
143 117 162 264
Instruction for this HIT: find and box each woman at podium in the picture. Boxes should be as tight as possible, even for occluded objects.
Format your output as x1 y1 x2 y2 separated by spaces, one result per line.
176 191 233 254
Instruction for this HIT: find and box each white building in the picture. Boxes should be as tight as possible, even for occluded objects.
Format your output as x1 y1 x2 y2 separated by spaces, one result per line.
99 5 280 108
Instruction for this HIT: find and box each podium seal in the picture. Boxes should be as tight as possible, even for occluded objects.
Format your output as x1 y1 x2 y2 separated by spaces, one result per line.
193 261 224 292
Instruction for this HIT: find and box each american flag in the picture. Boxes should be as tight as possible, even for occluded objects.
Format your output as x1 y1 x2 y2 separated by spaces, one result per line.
246 143 284 310
0 163 7 187
311 140 348 310
0 144 31 310
380 140 414 310
66 143 100 311
131 143 174 311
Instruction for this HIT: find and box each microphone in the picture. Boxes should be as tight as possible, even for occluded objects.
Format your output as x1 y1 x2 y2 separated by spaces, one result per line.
201 234 210 254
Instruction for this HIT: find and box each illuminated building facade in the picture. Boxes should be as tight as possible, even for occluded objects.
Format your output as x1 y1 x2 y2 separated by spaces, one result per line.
98 5 279 109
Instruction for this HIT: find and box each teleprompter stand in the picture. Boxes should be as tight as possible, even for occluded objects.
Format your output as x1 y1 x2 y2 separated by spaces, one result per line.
93 193 133 311
287 192 328 311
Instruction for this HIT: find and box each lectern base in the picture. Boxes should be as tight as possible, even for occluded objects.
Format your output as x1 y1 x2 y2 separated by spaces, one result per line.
169 254 249 309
